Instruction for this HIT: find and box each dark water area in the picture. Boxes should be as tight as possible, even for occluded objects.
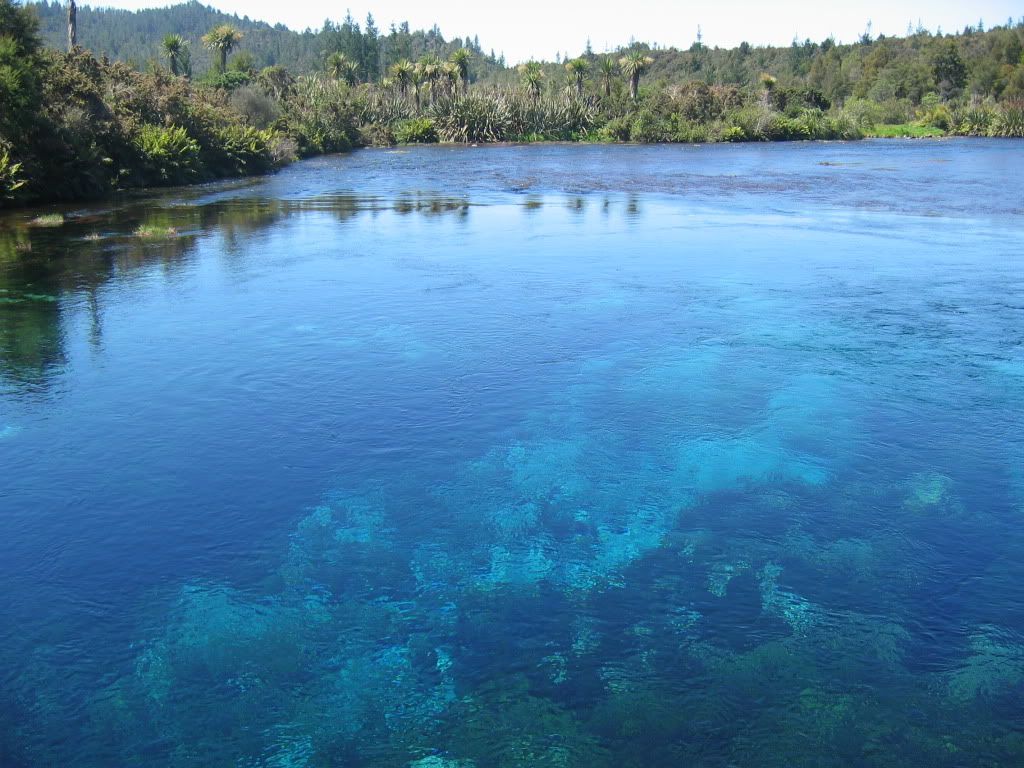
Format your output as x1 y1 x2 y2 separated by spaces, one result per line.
1 140 1023 767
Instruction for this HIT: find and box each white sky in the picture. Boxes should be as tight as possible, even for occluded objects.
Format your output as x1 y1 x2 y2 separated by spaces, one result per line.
84 0 1023 63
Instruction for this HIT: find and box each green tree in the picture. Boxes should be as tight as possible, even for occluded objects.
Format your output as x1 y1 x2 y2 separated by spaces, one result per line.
932 40 967 99
327 52 358 85
418 54 442 105
390 59 414 98
0 0 43 138
161 33 189 77
257 65 294 99
565 57 589 96
619 50 653 100
450 47 472 95
519 60 545 100
202 24 242 73
440 60 459 97
410 64 424 111
597 56 617 97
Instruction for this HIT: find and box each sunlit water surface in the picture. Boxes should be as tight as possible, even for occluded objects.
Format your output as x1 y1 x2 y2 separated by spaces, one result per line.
2 141 1024 767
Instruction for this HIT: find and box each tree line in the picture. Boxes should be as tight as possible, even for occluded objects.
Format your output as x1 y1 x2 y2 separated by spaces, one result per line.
2 0 1023 208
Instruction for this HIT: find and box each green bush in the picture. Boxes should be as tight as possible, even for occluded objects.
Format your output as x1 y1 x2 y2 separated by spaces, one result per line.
0 149 26 200
394 117 437 144
991 101 1024 137
951 103 996 135
136 124 201 185
720 125 747 142
596 116 632 142
629 109 672 143
673 120 712 143
211 125 277 175
283 76 361 155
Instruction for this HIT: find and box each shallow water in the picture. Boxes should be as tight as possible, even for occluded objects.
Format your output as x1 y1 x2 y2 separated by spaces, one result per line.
1 140 1023 767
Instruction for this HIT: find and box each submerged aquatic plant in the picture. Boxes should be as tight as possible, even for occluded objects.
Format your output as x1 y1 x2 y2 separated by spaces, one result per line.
947 625 1024 702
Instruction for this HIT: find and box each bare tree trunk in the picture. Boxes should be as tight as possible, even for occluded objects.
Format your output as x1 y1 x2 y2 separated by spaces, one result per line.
67 0 77 51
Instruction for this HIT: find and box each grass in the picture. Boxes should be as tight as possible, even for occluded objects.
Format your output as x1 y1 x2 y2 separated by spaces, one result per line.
28 213 65 227
134 225 178 239
867 123 946 138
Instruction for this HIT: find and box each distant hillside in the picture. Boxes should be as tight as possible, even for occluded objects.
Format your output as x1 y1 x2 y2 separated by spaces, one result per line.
26 1 504 78
24 1 1024 103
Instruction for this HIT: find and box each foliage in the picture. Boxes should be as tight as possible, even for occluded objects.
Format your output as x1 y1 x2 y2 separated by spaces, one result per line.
161 33 190 77
201 23 241 73
136 124 201 184
394 116 437 144
430 92 596 142
0 149 26 200
281 75 360 155
4 1 1024 208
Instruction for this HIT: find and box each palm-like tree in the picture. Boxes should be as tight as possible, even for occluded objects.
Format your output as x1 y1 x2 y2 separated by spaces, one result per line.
418 55 443 106
565 57 589 96
440 61 459 97
597 56 617 97
202 24 242 73
518 61 545 101
161 34 189 77
327 52 358 85
410 65 425 112
619 50 653 101
449 48 472 95
390 59 414 99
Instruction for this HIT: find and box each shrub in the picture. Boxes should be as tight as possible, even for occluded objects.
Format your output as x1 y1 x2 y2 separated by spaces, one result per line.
720 125 747 142
673 120 711 143
990 100 1024 137
0 150 26 201
597 116 632 142
211 125 277 175
630 109 672 143
229 87 281 129
282 76 361 155
136 124 201 185
951 103 996 135
359 122 396 147
394 117 437 144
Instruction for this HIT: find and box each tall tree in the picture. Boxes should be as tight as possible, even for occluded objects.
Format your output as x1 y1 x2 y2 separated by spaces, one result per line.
66 0 76 50
565 57 589 96
390 59 414 99
597 56 617 97
327 52 358 85
202 24 242 73
161 34 189 77
519 61 545 100
363 13 380 81
619 50 653 100
449 47 472 95
410 64 424 111
418 54 442 105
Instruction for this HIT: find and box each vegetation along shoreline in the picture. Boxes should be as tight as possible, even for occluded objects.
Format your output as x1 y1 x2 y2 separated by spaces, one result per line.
2 0 1023 209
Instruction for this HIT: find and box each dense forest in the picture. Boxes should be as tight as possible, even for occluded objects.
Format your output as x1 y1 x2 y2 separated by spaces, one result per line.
28 1 506 81
2 0 1023 208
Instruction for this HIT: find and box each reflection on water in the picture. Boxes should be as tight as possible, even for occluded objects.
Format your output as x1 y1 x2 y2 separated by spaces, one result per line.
1 142 1024 767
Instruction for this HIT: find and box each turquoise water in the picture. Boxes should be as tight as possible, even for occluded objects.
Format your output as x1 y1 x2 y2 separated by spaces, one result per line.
1 140 1023 766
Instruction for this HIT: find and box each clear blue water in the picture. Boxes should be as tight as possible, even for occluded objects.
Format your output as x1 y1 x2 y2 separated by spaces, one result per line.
1 140 1023 767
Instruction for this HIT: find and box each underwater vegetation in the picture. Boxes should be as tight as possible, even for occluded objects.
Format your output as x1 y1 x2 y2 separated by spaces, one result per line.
3 362 1010 767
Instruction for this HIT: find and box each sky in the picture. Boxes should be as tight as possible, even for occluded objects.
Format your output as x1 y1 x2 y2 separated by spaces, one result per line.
83 0 1023 63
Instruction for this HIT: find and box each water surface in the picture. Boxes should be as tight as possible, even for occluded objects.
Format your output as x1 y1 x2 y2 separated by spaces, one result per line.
2 140 1024 767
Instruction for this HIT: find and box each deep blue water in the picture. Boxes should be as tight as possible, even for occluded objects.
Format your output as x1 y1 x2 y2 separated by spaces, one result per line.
1 140 1023 767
